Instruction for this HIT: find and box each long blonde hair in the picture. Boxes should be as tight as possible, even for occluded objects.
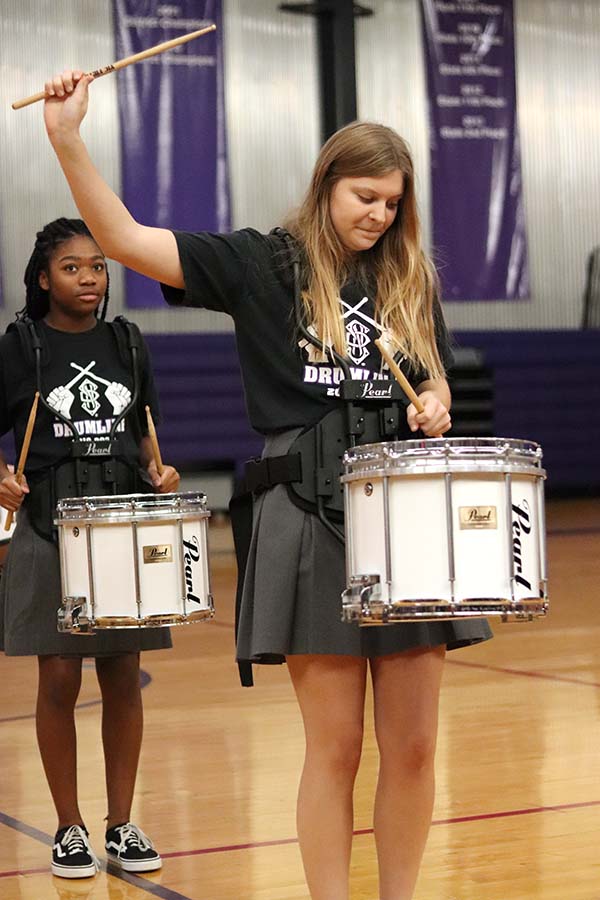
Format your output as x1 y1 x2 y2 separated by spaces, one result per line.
284 121 445 380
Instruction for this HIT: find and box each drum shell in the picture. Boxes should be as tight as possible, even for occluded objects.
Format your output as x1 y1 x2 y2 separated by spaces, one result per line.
56 492 212 628
342 438 547 620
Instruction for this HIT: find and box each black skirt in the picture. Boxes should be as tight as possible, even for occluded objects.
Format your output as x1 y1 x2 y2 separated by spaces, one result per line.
0 507 172 657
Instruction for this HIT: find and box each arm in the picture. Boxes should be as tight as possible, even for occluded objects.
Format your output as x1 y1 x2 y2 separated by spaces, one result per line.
44 70 184 288
406 377 452 437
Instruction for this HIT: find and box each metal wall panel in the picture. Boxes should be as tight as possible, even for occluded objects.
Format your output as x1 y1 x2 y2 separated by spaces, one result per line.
1 2 599 333
0 0 319 334
356 0 600 330
0 1 121 327
356 1 432 246
224 1 320 234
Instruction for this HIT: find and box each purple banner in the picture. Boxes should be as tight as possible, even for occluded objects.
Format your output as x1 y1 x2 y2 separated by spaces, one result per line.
420 0 528 301
113 0 230 308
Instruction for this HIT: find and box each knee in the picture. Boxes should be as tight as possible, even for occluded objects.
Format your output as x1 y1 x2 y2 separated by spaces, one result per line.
307 723 364 780
403 733 437 774
38 668 81 710
380 731 437 776
96 654 141 696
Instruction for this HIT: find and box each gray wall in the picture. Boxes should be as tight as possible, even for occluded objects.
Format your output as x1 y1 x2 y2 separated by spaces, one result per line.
356 0 600 331
1 0 598 333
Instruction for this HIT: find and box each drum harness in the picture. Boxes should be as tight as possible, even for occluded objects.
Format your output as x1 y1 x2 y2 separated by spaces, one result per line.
8 316 151 543
231 229 418 685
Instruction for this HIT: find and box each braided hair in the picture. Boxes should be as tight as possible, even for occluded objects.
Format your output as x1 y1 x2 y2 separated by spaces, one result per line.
19 217 110 322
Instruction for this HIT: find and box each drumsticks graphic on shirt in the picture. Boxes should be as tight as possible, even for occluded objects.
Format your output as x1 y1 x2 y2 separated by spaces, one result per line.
145 406 164 476
5 392 39 531
45 362 132 418
69 362 131 415
45 360 98 418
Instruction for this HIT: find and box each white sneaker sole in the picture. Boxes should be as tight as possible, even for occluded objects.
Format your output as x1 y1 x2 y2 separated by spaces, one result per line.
105 851 162 872
51 861 98 879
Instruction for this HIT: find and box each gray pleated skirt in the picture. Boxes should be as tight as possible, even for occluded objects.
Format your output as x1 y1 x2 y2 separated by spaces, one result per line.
0 506 172 657
236 431 493 665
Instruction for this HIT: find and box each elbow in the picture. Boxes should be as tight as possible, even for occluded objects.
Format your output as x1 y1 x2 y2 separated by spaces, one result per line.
90 221 143 268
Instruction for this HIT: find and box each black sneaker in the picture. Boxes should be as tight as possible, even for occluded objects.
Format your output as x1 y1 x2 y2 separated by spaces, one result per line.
105 822 162 872
52 824 99 879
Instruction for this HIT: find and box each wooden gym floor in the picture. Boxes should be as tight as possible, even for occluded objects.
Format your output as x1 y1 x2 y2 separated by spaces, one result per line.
1 497 600 900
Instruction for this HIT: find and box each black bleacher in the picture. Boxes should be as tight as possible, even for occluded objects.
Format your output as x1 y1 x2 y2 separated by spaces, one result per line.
447 346 494 438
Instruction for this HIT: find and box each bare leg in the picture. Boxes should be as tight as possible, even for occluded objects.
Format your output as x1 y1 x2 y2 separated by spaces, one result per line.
287 654 367 900
36 655 84 830
370 645 446 900
95 653 143 830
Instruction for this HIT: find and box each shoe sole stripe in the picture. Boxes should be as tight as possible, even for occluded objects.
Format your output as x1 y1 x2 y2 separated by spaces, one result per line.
106 850 162 872
51 863 98 878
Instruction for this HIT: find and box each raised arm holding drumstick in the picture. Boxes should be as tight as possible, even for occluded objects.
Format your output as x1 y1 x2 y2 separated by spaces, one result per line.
39 67 489 900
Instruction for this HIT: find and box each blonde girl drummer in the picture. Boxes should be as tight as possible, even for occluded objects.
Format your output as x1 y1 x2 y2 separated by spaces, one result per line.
41 70 492 900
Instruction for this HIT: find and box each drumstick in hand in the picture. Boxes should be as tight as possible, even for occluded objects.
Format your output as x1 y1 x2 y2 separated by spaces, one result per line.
12 24 216 109
145 406 164 476
375 339 424 413
5 391 39 531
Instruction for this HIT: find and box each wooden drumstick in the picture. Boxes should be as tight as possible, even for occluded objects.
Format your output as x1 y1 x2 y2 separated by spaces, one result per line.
375 338 424 414
145 405 164 476
12 24 217 110
5 391 39 531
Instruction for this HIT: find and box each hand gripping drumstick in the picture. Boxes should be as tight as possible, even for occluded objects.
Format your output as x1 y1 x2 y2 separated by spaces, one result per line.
375 338 425 414
5 392 39 531
145 406 164 476
12 24 217 110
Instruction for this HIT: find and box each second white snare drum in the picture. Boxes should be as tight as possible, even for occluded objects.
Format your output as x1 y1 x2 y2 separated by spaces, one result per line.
341 438 548 624
56 491 213 632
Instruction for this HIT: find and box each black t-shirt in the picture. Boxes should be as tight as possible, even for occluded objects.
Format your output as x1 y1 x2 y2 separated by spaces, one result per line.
161 228 453 434
0 319 159 473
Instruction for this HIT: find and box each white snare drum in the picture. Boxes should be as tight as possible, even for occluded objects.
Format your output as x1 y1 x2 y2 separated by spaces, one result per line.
341 438 548 624
56 492 213 632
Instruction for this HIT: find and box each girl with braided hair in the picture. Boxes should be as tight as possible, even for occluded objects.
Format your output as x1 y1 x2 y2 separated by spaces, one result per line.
0 218 180 879
21 217 111 322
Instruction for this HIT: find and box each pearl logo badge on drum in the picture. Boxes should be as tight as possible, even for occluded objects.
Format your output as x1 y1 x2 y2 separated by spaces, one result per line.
143 545 173 564
459 506 497 529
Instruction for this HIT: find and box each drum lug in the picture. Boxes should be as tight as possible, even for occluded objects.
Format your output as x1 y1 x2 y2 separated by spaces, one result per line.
57 596 94 634
342 575 387 624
